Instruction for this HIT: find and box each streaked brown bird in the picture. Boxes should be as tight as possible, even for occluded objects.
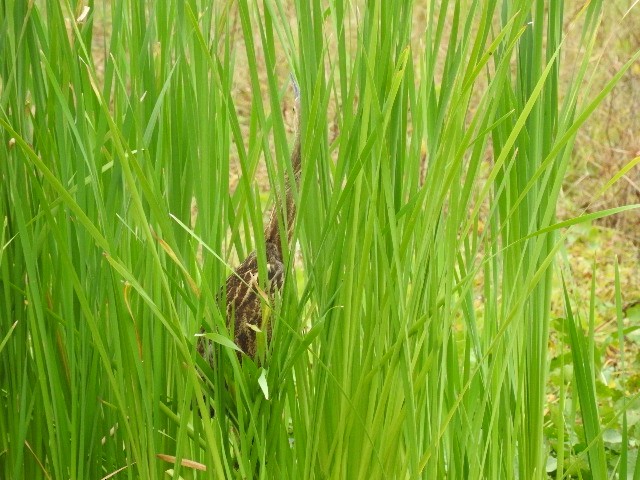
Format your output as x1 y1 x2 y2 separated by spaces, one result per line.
198 80 302 365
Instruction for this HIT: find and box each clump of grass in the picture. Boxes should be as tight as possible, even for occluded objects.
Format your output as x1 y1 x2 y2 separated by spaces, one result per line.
1 0 639 478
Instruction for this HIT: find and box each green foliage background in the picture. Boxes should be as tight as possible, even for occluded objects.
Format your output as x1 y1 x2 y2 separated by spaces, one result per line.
1 0 639 478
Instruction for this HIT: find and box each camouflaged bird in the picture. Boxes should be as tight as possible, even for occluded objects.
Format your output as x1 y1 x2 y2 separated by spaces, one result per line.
197 80 301 364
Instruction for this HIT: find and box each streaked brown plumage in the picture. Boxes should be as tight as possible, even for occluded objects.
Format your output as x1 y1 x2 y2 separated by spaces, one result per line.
198 85 301 364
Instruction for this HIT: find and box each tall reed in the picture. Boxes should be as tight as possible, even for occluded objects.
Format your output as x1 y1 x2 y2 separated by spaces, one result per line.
1 0 638 478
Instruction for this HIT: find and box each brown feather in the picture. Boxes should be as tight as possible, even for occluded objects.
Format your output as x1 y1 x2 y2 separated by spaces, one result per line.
198 92 301 364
